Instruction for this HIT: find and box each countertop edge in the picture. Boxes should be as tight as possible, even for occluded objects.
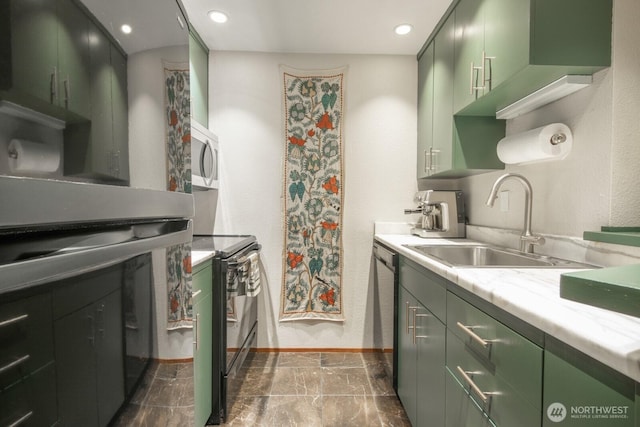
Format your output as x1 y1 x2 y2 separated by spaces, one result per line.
375 233 640 383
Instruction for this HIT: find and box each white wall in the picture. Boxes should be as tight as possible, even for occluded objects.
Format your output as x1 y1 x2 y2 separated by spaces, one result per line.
426 0 640 246
128 45 195 359
209 52 417 349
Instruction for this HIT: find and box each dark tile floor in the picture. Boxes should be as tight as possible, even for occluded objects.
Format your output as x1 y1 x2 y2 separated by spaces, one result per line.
112 351 411 427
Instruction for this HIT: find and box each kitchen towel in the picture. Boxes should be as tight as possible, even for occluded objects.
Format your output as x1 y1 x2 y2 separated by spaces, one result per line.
166 243 193 330
8 139 60 173
497 123 572 165
246 252 262 297
280 65 346 322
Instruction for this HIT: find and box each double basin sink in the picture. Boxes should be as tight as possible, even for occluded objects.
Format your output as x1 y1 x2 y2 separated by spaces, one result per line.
404 244 593 269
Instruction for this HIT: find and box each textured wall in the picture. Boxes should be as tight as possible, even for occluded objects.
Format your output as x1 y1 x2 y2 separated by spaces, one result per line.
209 52 417 349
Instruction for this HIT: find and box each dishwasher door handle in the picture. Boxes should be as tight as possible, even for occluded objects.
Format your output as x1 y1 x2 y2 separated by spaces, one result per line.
373 243 397 273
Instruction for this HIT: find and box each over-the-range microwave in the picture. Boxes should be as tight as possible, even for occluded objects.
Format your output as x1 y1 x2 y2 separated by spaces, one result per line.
191 120 219 190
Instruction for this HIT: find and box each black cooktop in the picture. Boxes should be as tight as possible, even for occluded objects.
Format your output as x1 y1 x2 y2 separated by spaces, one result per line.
191 235 257 258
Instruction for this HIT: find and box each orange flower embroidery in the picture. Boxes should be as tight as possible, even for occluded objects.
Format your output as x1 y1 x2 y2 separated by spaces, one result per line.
288 136 306 146
182 132 191 143
307 129 315 137
183 256 192 274
287 251 304 268
322 176 339 194
316 113 334 130
169 109 178 127
319 288 335 306
170 295 180 313
321 221 338 230
169 176 178 192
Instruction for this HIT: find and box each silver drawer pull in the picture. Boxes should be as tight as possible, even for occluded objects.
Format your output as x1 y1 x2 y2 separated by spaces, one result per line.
456 321 492 348
192 290 202 298
456 366 498 404
0 354 30 375
7 411 33 427
0 313 29 328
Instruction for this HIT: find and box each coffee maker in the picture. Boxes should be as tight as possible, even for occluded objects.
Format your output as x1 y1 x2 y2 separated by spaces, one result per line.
404 190 466 238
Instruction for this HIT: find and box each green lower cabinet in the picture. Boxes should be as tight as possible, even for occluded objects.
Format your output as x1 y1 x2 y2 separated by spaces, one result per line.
193 261 213 426
543 349 636 427
397 284 445 426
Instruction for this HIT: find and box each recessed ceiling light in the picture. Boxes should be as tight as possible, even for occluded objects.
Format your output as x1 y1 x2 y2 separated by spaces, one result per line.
120 24 132 34
208 10 228 24
394 24 413 36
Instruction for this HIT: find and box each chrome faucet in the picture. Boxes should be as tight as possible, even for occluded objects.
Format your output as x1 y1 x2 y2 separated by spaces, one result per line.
485 173 545 253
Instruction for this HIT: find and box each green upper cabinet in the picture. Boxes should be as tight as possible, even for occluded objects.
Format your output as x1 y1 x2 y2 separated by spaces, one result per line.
453 0 612 116
56 0 91 115
189 30 209 127
417 42 434 178
431 13 455 176
417 11 505 179
1 0 93 121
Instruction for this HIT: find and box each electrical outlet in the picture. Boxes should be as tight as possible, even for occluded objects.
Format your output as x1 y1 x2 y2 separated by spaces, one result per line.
500 190 509 212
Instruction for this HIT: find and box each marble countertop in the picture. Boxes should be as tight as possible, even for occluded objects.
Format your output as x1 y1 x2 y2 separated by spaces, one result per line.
375 233 640 383
192 250 215 267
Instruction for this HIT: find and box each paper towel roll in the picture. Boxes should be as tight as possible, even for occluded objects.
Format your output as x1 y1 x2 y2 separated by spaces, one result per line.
497 123 572 165
8 139 60 172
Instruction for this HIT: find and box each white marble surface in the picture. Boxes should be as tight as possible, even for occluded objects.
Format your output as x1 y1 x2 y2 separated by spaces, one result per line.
192 250 214 267
375 232 640 383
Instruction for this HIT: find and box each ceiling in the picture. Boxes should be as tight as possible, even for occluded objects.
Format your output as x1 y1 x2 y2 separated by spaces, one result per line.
80 0 454 56
182 0 454 55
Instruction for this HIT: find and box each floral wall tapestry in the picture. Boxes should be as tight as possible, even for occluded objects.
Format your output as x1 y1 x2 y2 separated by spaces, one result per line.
164 61 193 329
280 66 346 322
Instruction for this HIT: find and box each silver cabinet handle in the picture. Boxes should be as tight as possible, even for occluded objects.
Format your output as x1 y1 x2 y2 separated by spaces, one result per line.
192 313 199 350
483 51 495 91
0 354 30 375
405 302 420 335
456 366 498 404
7 411 33 427
50 67 58 103
469 61 475 95
424 150 429 174
0 313 28 328
63 76 70 108
414 313 430 342
192 290 202 298
456 321 492 348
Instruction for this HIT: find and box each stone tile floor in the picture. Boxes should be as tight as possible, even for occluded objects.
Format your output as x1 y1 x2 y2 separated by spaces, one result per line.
113 351 411 426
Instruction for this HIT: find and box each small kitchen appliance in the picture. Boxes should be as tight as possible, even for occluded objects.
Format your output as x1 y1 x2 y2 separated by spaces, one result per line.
404 190 466 238
191 121 219 190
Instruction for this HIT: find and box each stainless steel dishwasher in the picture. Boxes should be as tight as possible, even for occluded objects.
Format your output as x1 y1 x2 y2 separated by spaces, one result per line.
372 241 399 390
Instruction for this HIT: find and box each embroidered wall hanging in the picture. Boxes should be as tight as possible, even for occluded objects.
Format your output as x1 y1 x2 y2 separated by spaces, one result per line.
280 66 346 322
164 61 193 329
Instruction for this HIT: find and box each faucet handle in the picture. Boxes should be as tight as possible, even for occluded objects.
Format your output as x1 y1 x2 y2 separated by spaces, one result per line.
521 234 545 249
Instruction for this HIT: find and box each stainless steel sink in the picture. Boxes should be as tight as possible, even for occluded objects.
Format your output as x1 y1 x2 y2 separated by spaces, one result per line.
404 244 593 268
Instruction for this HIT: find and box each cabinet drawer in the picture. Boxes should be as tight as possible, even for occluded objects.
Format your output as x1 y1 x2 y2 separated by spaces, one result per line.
399 257 446 322
53 263 123 319
447 292 542 407
0 293 54 390
447 330 541 427
445 367 496 427
0 362 58 427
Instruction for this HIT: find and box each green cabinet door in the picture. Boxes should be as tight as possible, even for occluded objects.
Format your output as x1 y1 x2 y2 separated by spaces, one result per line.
5 0 58 107
95 289 125 427
416 305 446 426
397 286 418 425
452 0 483 114
110 44 129 182
55 305 100 426
417 42 434 179
431 13 455 175
543 349 635 427
189 30 209 126
56 0 91 115
193 262 213 426
482 0 529 91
